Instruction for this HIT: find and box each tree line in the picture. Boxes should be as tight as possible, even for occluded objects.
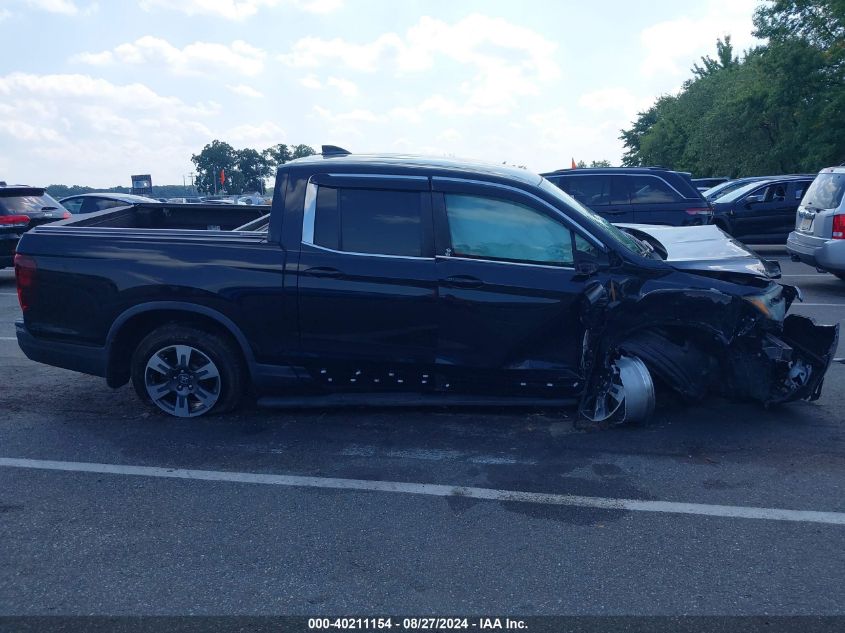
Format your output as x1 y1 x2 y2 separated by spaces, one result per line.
191 141 316 195
620 0 844 177
45 183 196 199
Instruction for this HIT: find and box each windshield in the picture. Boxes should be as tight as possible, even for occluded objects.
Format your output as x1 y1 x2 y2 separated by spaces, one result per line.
703 179 756 200
0 192 67 214
713 180 770 204
802 173 845 210
539 178 646 256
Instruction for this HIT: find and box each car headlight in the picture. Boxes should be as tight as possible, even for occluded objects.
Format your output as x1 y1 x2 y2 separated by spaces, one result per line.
744 284 786 321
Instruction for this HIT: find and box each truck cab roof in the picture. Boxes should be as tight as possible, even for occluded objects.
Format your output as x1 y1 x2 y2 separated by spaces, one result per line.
285 153 543 187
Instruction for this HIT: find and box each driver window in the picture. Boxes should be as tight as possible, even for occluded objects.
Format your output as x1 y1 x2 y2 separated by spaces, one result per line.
444 193 574 266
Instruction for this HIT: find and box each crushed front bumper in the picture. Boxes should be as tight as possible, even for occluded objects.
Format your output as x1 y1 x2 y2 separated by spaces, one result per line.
725 314 839 405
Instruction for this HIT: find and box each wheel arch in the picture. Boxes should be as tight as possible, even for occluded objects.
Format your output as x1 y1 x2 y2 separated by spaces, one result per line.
105 302 254 388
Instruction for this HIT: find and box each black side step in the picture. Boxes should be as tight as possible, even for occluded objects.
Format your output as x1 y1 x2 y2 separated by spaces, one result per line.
256 393 578 410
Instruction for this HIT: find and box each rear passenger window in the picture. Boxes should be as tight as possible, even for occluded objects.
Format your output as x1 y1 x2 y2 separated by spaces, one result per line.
313 187 423 257
629 176 682 204
61 198 84 214
556 176 611 207
95 199 126 211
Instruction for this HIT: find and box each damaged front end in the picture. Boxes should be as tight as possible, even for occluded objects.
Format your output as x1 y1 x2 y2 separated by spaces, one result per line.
578 277 840 424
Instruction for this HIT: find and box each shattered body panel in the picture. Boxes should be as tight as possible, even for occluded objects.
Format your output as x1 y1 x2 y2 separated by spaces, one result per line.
578 224 840 418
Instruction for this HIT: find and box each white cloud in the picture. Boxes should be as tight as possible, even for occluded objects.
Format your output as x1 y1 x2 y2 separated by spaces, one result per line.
326 76 359 97
0 73 220 187
71 50 113 65
639 0 760 77
227 121 285 146
73 36 266 77
139 0 343 20
300 0 342 13
25 0 78 14
0 9 12 20
299 75 359 97
279 14 560 114
437 128 462 143
300 74 322 89
226 83 264 98
313 106 378 123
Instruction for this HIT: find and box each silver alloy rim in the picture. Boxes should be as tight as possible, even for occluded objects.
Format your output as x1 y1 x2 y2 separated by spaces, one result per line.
144 344 221 418
580 355 655 424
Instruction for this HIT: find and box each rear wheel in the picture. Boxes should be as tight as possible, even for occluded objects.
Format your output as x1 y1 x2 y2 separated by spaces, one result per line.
579 355 655 425
131 324 245 418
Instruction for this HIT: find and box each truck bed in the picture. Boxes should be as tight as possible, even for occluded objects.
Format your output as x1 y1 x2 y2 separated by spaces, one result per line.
61 202 268 232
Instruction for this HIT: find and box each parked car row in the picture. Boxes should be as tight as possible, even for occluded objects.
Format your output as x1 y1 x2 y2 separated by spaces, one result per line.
3 165 843 280
541 167 713 227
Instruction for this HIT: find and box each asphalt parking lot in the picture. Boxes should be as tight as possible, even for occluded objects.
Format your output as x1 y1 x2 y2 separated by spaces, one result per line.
1 250 844 616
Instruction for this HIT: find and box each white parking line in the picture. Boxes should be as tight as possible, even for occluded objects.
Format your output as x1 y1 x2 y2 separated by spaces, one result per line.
793 303 845 307
0 337 16 341
0 292 17 296
2 456 844 526
782 274 834 277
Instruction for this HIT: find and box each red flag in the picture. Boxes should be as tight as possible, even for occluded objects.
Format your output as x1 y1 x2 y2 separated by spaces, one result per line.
219 169 226 185
571 158 577 169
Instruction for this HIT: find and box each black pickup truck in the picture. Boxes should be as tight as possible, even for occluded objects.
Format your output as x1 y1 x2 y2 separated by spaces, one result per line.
14 150 839 422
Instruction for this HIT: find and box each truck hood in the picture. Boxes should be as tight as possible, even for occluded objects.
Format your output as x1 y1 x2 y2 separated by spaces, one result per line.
616 223 780 279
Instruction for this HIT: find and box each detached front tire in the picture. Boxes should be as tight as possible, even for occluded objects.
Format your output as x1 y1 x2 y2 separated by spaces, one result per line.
131 324 246 418
579 355 656 425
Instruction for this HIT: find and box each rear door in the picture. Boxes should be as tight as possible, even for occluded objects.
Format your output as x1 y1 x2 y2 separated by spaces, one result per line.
629 174 689 225
431 178 604 396
733 181 795 242
552 175 633 222
296 174 438 389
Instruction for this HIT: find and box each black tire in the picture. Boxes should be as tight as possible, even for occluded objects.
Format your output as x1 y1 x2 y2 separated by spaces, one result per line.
131 324 246 418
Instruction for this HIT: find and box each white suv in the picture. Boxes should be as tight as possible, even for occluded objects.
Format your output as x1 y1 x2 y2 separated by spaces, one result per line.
786 166 845 280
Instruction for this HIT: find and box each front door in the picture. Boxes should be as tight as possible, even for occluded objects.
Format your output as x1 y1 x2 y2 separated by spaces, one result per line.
431 179 601 397
733 182 796 242
297 174 438 389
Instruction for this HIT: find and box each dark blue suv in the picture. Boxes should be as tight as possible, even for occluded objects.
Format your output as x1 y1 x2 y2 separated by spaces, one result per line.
541 167 712 226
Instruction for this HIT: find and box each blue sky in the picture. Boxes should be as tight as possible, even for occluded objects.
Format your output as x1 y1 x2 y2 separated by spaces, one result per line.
0 0 761 187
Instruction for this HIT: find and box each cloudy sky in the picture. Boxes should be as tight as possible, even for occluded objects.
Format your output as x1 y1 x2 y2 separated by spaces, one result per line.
0 0 760 187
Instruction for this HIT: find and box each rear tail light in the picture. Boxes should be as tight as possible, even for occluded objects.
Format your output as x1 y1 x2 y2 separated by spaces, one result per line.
0 214 31 228
833 214 845 239
684 208 712 215
61 211 71 219
14 253 37 312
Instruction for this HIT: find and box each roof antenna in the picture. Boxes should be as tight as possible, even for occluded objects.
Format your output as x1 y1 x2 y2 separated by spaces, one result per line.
322 145 351 157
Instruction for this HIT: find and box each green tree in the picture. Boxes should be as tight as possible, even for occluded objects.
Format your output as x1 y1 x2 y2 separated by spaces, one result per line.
191 140 237 194
236 148 273 194
691 35 739 79
619 14 845 177
291 144 316 160
264 143 292 166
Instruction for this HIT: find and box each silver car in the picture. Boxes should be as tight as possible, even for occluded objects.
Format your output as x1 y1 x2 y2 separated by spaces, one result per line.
786 166 845 280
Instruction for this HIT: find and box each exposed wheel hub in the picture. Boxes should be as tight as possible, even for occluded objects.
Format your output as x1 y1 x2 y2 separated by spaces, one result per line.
580 355 655 424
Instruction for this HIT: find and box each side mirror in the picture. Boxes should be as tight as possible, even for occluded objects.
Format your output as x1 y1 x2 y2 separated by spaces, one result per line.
574 260 599 279
745 194 763 206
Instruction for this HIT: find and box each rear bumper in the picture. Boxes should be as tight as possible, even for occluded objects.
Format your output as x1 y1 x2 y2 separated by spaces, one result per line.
786 231 845 274
15 321 107 377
